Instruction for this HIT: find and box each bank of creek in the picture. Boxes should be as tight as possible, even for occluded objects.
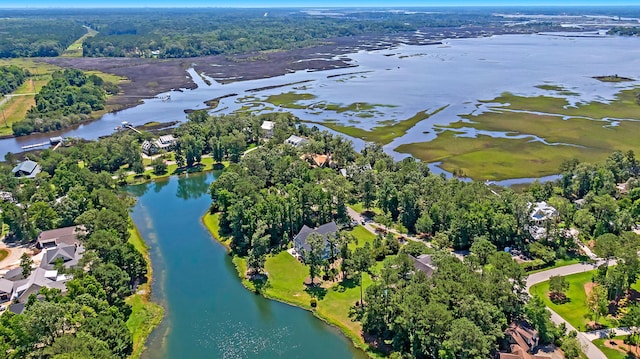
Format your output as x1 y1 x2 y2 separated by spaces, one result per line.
129 172 367 358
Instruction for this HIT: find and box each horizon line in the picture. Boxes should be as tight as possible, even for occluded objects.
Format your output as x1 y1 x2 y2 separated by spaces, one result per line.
3 4 640 9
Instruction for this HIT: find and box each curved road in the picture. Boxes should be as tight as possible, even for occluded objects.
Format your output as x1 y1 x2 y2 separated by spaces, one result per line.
348 206 613 358
526 261 614 359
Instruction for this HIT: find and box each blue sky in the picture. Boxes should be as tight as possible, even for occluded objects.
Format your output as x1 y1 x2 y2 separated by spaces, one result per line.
4 0 640 8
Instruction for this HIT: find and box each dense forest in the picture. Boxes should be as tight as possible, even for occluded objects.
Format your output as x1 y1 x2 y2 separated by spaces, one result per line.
197 109 640 357
12 68 116 136
80 9 496 58
0 18 85 58
0 137 147 358
0 66 28 96
2 107 639 357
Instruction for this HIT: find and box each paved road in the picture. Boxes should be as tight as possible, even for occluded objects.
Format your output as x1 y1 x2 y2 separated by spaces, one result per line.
526 261 615 359
348 206 614 358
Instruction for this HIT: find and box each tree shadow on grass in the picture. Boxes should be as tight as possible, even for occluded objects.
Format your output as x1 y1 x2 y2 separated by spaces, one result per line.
338 277 358 290
305 285 327 300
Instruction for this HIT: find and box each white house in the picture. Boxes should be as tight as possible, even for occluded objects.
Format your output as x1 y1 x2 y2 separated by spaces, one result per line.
528 201 558 240
261 121 275 138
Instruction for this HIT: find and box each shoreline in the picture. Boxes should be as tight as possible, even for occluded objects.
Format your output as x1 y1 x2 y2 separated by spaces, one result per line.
200 212 380 358
126 213 164 358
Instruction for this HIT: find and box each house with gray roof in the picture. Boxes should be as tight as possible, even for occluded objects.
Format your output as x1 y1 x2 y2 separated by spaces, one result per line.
36 225 84 249
285 135 309 147
39 244 85 270
0 278 14 302
293 221 338 260
409 254 437 277
11 160 41 179
11 268 70 303
142 135 176 155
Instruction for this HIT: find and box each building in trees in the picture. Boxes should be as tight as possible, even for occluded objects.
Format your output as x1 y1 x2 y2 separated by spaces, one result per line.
261 120 275 138
499 321 546 359
35 225 84 249
142 135 176 155
409 253 436 276
528 201 559 240
293 221 337 260
39 244 85 270
11 160 41 179
284 134 308 147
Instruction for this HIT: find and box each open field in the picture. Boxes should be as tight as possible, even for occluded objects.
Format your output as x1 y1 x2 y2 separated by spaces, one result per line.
396 87 640 180
61 26 98 58
126 226 164 359
313 106 448 145
0 58 129 136
530 270 617 330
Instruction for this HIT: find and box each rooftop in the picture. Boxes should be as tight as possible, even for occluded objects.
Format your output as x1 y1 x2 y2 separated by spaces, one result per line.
261 121 275 131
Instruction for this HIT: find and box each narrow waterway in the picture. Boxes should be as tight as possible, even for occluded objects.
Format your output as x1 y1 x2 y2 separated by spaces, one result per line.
129 172 366 359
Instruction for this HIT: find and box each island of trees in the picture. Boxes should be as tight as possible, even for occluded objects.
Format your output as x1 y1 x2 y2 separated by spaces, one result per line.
11 68 117 136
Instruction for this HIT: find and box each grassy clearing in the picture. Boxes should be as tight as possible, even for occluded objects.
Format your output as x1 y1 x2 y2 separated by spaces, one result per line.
61 26 98 58
314 105 448 145
0 249 8 262
396 131 609 180
202 213 385 357
349 203 383 216
346 226 377 251
530 270 619 330
126 226 164 359
592 335 635 359
127 158 228 184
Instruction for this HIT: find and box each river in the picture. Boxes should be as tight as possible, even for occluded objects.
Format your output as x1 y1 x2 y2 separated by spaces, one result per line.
129 172 366 359
3 33 640 180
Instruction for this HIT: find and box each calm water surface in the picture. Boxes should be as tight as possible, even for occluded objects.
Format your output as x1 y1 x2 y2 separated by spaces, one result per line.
4 33 640 181
129 172 366 359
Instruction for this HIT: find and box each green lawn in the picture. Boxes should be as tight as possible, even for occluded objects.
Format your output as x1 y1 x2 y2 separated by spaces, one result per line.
127 158 228 184
524 257 589 274
201 213 385 357
349 203 383 216
593 335 636 359
346 225 376 251
126 226 164 359
530 270 617 330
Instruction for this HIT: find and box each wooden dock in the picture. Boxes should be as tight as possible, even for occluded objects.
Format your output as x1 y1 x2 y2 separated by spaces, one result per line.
21 142 49 150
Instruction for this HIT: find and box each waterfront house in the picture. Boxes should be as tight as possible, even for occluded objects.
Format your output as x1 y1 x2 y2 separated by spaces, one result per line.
39 244 85 271
142 135 176 155
11 268 70 303
11 160 41 179
261 121 275 138
293 221 338 260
